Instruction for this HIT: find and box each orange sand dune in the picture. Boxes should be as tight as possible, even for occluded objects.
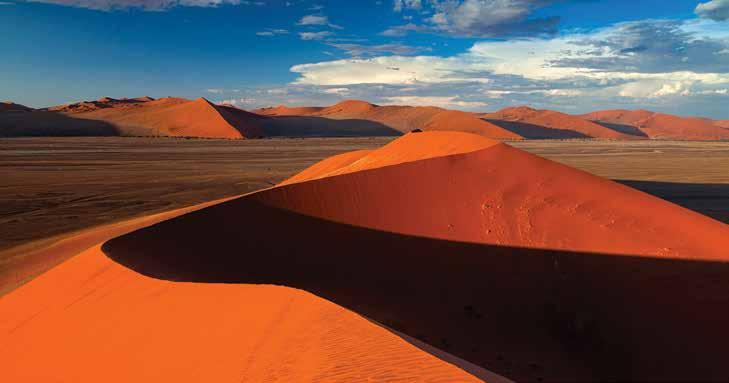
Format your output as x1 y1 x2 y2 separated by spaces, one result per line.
481 106 638 139
716 120 729 129
100 131 729 381
583 109 729 140
256 99 521 139
72 97 264 138
3 97 264 138
3 132 729 381
0 198 502 383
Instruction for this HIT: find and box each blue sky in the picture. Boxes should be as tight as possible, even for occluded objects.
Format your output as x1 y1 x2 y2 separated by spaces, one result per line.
2 0 729 118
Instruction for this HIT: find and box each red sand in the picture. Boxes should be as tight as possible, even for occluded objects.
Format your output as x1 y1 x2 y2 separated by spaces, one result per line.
482 106 636 139
72 97 264 139
256 99 522 139
3 131 729 381
583 109 729 140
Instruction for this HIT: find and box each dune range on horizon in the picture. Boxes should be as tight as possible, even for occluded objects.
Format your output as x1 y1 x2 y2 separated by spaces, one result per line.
2 131 729 382
3 97 729 141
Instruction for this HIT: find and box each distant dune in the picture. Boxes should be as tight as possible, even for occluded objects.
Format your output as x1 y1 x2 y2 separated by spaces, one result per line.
256 100 522 139
72 97 264 139
3 97 728 140
1 97 264 139
582 109 729 141
480 106 638 139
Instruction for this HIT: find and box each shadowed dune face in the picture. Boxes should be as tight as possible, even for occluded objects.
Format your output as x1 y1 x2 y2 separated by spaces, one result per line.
482 118 590 139
103 132 729 381
482 107 638 140
0 110 120 137
257 115 401 137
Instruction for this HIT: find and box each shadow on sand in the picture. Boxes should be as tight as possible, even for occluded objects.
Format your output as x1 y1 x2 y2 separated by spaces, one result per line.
103 195 729 382
260 116 402 137
591 121 649 137
0 111 121 137
618 179 729 224
481 119 590 139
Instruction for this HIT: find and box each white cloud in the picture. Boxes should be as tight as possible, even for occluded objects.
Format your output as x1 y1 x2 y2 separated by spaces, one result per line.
298 14 328 25
382 96 487 108
323 87 350 95
287 17 729 117
299 31 332 40
297 14 342 29
696 0 729 21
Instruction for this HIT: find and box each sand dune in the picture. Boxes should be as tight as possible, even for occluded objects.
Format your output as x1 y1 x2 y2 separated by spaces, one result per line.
68 97 264 138
6 96 728 140
2 131 729 381
583 109 729 140
0 198 500 383
2 97 264 138
481 106 638 139
256 100 522 139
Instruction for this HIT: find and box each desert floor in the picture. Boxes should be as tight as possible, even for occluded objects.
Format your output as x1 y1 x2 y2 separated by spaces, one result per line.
2 136 728 292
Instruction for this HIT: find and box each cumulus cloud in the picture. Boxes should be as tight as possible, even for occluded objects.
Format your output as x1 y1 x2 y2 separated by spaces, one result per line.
549 20 729 74
27 0 261 11
696 0 729 21
287 18 729 116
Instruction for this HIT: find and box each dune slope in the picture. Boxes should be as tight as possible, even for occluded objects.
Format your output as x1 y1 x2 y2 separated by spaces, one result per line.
583 109 729 140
